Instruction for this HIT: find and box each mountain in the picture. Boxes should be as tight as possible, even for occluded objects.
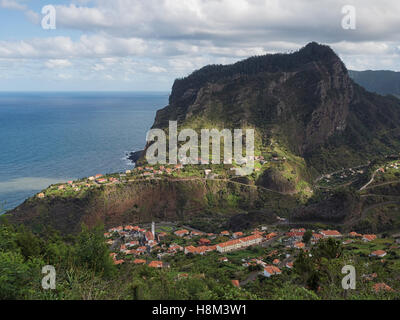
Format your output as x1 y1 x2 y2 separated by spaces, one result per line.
150 42 400 173
349 70 400 97
6 42 400 234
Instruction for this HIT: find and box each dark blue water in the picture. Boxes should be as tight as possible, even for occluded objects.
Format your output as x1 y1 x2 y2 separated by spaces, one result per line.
0 92 169 211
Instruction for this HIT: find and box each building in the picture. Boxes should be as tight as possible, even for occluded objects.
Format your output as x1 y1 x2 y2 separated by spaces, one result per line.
233 232 244 238
174 229 189 237
198 238 211 245
133 259 146 265
374 283 393 293
363 234 377 242
349 231 362 238
263 265 281 277
231 280 240 288
184 246 198 255
294 242 305 249
370 250 387 258
286 262 294 269
148 261 163 268
216 234 263 253
320 230 342 238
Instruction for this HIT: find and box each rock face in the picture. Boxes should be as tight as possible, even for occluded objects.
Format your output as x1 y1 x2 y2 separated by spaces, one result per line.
6 179 296 234
149 42 400 172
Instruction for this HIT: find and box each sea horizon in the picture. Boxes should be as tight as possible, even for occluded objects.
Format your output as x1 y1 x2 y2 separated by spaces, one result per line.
0 91 169 212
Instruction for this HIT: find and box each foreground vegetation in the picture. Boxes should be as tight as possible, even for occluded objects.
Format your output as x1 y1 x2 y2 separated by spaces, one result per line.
0 218 398 300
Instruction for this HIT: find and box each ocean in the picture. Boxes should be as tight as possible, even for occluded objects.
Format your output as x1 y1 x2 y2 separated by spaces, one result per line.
0 92 169 212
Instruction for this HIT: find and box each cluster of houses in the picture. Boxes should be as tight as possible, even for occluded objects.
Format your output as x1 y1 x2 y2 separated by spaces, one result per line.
103 221 398 295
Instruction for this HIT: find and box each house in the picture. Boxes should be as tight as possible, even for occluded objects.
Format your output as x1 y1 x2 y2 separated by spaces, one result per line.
273 259 280 265
133 259 146 265
349 231 362 238
370 250 387 258
363 234 377 242
286 262 294 269
148 261 163 268
191 231 204 237
169 244 183 253
220 231 230 236
216 239 242 253
114 259 124 265
311 233 323 243
216 234 263 253
184 246 198 255
219 257 228 262
233 232 244 239
174 229 189 237
320 230 342 238
95 174 103 178
265 232 278 240
263 265 281 277
294 242 305 249
37 193 45 199
231 280 240 288
374 283 393 293
198 238 211 245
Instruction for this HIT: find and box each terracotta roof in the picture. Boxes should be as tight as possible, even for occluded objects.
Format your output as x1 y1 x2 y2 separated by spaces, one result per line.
374 283 394 293
320 230 342 237
148 261 163 268
231 280 240 288
294 242 305 249
264 265 281 275
371 250 387 257
174 229 189 235
273 259 280 265
363 234 377 241
133 259 146 264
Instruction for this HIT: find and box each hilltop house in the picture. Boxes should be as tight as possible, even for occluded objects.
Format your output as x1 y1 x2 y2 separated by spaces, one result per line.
320 230 342 238
263 265 281 277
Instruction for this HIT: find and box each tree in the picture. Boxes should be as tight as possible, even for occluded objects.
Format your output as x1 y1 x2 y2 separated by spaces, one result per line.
302 230 313 244
74 224 115 276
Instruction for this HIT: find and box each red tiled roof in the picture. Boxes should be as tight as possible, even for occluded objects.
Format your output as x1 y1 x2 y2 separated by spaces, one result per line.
371 250 386 257
374 283 393 293
294 242 305 249
363 234 377 241
133 259 146 264
264 265 281 275
231 280 240 288
148 261 163 268
320 230 342 236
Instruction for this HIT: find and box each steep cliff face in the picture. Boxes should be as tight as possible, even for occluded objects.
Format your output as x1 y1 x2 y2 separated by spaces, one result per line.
150 42 400 172
6 179 297 235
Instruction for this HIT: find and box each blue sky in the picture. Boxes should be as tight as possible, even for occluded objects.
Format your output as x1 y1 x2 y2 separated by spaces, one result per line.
1 0 400 91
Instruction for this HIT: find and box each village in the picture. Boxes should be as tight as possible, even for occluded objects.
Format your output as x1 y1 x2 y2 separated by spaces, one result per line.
36 153 287 199
103 221 400 293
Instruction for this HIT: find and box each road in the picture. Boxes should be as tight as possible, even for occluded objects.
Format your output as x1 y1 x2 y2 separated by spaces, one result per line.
359 169 379 191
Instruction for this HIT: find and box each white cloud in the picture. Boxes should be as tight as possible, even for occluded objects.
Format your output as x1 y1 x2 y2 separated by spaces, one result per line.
148 66 167 73
0 0 26 10
45 59 72 69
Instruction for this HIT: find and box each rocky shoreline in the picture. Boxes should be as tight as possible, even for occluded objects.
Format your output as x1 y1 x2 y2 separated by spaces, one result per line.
127 149 144 164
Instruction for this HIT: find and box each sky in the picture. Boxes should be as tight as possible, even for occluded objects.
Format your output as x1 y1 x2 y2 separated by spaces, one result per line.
1 0 400 91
